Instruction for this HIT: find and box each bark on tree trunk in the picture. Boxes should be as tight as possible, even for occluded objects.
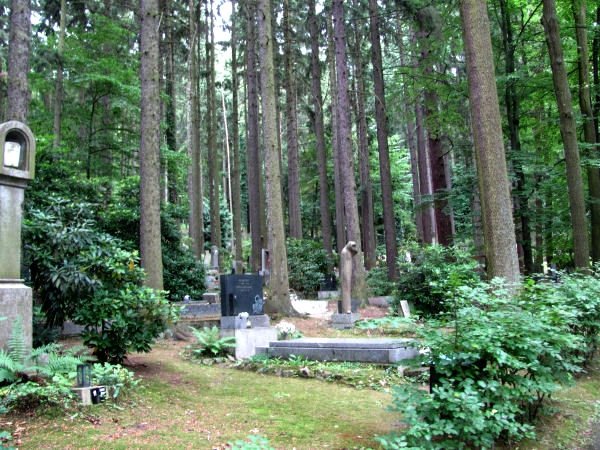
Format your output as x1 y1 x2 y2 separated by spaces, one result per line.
245 0 262 272
327 13 346 254
415 101 435 244
206 0 221 266
499 0 532 274
572 0 600 263
332 0 367 302
231 0 243 267
283 0 302 239
140 0 164 290
52 0 66 149
257 0 294 314
542 0 590 269
7 0 31 122
460 0 520 285
308 0 333 256
164 0 178 204
368 0 398 279
352 33 376 270
188 0 204 259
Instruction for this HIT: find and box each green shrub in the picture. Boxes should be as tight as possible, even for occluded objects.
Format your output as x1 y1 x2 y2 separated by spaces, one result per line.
99 177 206 301
286 238 333 297
366 265 396 297
187 326 236 358
393 244 481 316
382 279 584 449
91 363 140 399
23 198 178 363
75 285 178 363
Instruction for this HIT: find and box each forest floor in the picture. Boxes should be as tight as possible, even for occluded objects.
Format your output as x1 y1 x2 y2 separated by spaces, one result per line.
2 305 600 449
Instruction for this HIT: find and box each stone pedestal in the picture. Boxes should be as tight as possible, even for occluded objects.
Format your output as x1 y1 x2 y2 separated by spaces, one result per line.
71 386 107 405
331 312 360 330
0 282 32 352
233 327 278 359
220 314 270 330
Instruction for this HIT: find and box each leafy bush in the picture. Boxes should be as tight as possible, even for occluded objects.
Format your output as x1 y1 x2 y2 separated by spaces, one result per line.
286 238 333 297
75 285 178 363
99 177 206 301
91 363 140 399
32 306 60 348
367 265 396 297
187 326 236 358
393 244 481 316
381 279 589 449
23 198 178 363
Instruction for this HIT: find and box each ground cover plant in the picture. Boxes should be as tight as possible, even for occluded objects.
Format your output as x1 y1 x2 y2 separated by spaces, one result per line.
235 353 405 392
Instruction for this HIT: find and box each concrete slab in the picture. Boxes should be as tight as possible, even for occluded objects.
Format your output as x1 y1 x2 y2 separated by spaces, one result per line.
234 327 278 360
291 299 329 316
221 314 270 329
258 337 419 364
331 312 360 329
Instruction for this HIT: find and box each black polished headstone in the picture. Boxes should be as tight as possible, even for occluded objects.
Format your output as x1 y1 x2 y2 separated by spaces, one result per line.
220 274 264 316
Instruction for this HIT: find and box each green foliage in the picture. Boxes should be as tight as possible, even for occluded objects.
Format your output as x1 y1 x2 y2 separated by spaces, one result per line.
366 265 396 297
187 326 236 358
381 274 600 449
23 198 178 363
0 429 14 450
91 363 140 399
0 380 74 414
99 177 206 301
237 355 404 392
393 244 481 316
286 238 333 297
32 306 60 348
355 316 416 336
75 286 178 364
229 435 274 450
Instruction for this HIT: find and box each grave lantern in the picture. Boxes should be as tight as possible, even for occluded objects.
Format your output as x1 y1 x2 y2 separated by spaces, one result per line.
77 364 92 388
0 121 36 353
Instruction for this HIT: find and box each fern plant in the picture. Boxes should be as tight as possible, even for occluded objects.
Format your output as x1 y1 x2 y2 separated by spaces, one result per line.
188 326 236 357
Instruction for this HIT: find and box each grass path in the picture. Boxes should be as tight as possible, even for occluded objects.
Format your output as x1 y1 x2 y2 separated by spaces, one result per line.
13 340 396 449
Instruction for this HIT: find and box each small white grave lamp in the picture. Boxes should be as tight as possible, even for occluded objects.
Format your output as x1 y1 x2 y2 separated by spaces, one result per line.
0 121 36 354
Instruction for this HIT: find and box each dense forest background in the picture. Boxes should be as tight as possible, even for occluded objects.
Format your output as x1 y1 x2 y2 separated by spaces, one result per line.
1 0 599 313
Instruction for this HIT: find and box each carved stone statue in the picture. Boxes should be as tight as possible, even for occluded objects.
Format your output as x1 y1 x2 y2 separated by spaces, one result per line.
340 241 358 314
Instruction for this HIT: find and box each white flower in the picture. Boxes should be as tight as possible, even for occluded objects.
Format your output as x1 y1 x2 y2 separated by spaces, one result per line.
276 320 296 335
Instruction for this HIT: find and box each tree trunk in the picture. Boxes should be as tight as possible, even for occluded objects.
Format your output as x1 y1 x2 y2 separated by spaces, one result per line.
368 0 398 279
413 6 453 246
460 0 520 285
352 32 376 270
308 0 332 256
7 0 31 122
52 0 66 148
499 0 532 274
231 0 243 267
140 0 164 290
415 101 435 244
164 0 178 204
542 0 590 269
188 0 204 259
245 0 262 272
206 0 221 265
257 0 293 314
283 0 302 239
332 0 366 302
572 0 600 263
327 13 346 254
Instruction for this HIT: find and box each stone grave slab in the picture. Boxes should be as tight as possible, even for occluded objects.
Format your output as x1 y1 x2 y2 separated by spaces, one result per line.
257 337 419 364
